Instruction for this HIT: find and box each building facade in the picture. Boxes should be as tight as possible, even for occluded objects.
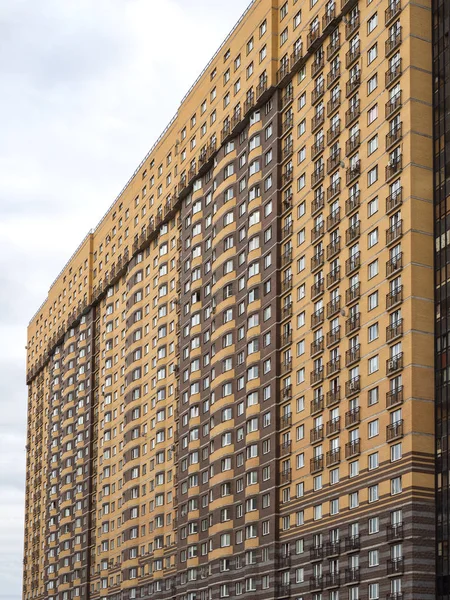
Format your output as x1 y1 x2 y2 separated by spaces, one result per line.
23 0 438 599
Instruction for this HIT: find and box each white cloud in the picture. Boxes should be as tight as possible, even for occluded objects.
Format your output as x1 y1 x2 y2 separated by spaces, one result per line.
0 0 251 597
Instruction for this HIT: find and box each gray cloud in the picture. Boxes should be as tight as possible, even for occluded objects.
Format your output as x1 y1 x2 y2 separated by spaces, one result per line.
0 0 250 597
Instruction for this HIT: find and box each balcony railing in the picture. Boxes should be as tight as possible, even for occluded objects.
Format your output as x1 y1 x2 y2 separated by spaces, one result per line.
344 535 360 551
311 336 325 356
344 567 360 583
327 357 341 376
327 417 341 437
387 352 403 375
281 88 293 109
327 207 340 230
346 42 360 67
312 191 325 214
281 359 292 375
311 251 325 271
327 34 341 60
276 63 290 84
386 254 403 277
346 70 361 97
327 66 340 88
345 252 360 276
387 557 404 575
386 220 403 245
386 285 403 309
386 123 402 149
386 187 402 213
326 386 341 407
281 248 293 267
386 59 402 87
311 307 325 328
327 150 341 174
346 161 361 185
310 455 324 473
311 221 325 243
310 367 324 385
310 545 323 561
281 115 294 134
291 47 303 69
327 123 341 145
386 156 403 181
387 523 404 541
327 326 341 348
311 395 325 415
312 139 325 160
345 439 361 458
312 82 325 105
386 29 402 56
327 238 341 260
386 0 402 25
327 296 341 318
345 12 360 39
281 413 292 429
281 302 293 320
311 425 324 443
311 53 325 77
386 318 403 342
346 282 360 305
312 111 325 132
324 541 341 557
327 268 341 289
386 91 402 118
345 376 360 397
345 191 360 215
345 101 360 126
346 131 360 156
322 6 336 29
307 27 321 50
312 165 325 187
282 385 292 401
327 179 341 202
325 572 340 588
345 407 360 428
387 386 403 408
345 345 360 367
326 448 341 467
256 75 268 99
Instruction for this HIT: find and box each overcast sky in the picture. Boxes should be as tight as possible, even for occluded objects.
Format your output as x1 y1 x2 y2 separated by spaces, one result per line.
0 1 252 597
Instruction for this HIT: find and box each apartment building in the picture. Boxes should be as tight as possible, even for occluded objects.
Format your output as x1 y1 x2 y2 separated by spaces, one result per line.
23 0 440 599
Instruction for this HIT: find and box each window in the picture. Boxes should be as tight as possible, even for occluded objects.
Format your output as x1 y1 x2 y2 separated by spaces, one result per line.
391 442 402 461
367 73 378 95
368 356 379 374
368 197 378 216
368 291 378 310
367 135 378 156
369 516 379 534
368 104 378 124
367 43 378 64
369 419 379 438
369 550 379 567
369 583 379 600
259 20 267 37
294 10 301 28
368 483 379 502
368 259 378 279
368 452 378 470
368 323 378 342
368 228 378 248
368 166 378 186
280 28 288 45
391 476 402 495
368 13 378 33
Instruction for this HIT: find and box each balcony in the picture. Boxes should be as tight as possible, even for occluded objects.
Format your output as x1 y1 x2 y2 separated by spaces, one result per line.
281 468 292 484
327 296 341 318
345 101 360 126
282 141 294 161
312 191 325 214
256 75 268 99
327 238 341 260
344 535 360 551
281 359 292 375
327 357 341 376
307 27 321 51
346 42 360 67
327 180 341 204
345 376 360 397
311 336 325 356
311 307 325 328
310 367 324 386
387 557 404 575
386 594 404 600
281 276 293 293
327 207 340 231
386 156 403 181
387 352 403 375
346 131 360 156
327 150 341 174
386 220 403 246
311 221 324 242
312 82 325 105
345 12 360 39
327 326 341 348
345 191 360 215
387 386 403 408
387 523 404 541
282 191 293 212
276 63 290 84
311 53 325 77
277 583 291 598
281 88 294 109
281 330 293 346
346 221 360 245
325 572 340 588
346 407 360 428
281 413 292 429
326 386 341 407
386 285 403 309
386 0 402 25
386 123 402 149
282 222 293 240
386 91 402 118
327 417 341 437
281 115 294 135
327 268 341 289
311 395 325 415
309 576 324 592
281 302 292 320
386 254 403 278
386 29 402 56
345 439 361 460
346 70 361 97
310 545 323 561
282 384 292 401
310 455 324 473
345 313 360 334
311 425 324 444
312 139 325 160
345 344 360 367
327 66 340 88
344 567 360 583
311 251 325 271
327 34 341 60
322 6 336 29
312 165 325 187
386 187 402 213
281 169 293 187
345 253 360 276
324 541 341 558
386 59 402 87
291 47 303 70
386 318 403 342
345 282 361 304
281 248 293 267
312 111 325 132
281 440 292 457
346 161 361 185
327 123 341 145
